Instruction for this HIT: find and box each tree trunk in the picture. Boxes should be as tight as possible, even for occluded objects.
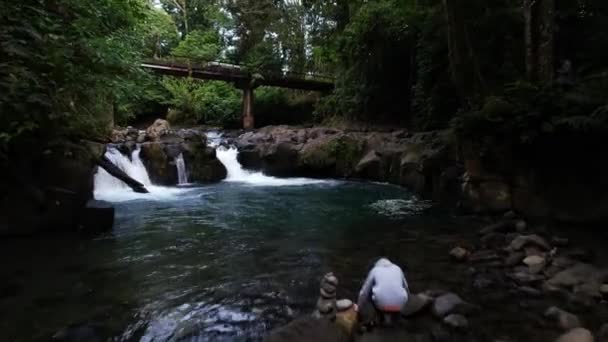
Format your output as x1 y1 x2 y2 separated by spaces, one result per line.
443 0 485 104
523 0 537 82
538 0 554 83
523 0 554 83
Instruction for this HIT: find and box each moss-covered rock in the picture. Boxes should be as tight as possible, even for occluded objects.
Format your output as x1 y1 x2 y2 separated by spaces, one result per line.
182 144 227 183
299 135 364 177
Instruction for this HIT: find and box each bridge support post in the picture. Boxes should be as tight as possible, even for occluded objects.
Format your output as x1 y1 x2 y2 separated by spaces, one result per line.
241 85 255 130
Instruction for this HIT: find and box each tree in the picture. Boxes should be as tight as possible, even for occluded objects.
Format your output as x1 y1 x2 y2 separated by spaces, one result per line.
524 0 555 83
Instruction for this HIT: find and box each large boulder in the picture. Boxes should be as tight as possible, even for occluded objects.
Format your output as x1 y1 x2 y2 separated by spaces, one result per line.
146 119 171 141
182 146 227 183
140 142 177 185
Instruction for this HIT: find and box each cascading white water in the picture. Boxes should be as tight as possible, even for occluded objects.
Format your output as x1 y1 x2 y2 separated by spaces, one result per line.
176 153 189 185
94 146 188 202
215 146 331 186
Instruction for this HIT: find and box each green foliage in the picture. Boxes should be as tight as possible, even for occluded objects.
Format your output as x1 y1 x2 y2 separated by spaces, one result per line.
162 78 241 126
255 88 318 126
172 29 221 61
0 0 148 154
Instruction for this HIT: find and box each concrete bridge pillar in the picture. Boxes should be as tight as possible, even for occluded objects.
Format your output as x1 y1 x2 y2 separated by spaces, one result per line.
241 86 255 130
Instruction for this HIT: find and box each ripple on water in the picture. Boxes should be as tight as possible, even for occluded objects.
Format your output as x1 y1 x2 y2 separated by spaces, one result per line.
369 198 433 218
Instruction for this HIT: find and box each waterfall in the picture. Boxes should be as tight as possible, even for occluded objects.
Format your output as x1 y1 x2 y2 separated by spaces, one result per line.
94 146 186 202
176 153 189 185
95 147 151 192
215 146 331 187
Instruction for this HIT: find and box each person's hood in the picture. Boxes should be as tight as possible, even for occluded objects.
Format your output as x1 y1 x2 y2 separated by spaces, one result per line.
375 258 393 267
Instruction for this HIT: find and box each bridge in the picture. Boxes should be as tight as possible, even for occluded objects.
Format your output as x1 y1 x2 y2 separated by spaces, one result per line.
141 59 334 129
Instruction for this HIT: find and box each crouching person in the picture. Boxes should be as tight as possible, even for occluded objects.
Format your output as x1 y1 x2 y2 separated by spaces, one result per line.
357 258 409 328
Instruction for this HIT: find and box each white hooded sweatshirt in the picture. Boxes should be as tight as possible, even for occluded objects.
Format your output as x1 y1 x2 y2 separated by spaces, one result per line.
357 258 409 312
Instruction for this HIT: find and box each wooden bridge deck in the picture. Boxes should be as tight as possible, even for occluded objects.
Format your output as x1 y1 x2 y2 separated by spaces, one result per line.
141 60 334 91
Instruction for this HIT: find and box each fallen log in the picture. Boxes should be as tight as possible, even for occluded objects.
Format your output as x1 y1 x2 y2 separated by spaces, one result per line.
97 156 149 193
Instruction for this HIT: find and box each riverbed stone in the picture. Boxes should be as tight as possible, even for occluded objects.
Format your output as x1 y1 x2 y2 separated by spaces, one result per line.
336 299 353 312
449 246 469 261
505 252 526 267
401 293 433 317
443 314 468 330
146 119 171 141
507 234 551 252
544 306 582 331
431 293 469 318
524 255 546 274
554 328 594 342
598 324 608 342
547 263 600 288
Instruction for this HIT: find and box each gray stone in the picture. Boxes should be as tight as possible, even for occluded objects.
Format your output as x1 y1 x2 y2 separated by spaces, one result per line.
598 323 608 342
320 287 335 299
548 263 600 288
507 234 551 251
336 299 353 312
515 220 527 232
601 284 608 296
554 328 594 342
505 252 526 267
544 306 582 331
518 286 542 296
469 250 500 263
401 293 433 317
509 271 545 284
503 210 517 220
524 255 546 274
449 247 469 261
443 314 468 330
431 293 464 318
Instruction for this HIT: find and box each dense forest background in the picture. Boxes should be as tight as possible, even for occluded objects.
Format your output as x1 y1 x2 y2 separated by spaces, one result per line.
2 0 608 157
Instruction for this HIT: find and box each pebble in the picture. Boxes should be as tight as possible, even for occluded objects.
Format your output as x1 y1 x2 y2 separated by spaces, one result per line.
432 293 472 318
524 255 546 274
449 246 469 261
443 314 469 330
505 252 526 267
336 299 353 311
554 328 594 342
508 234 551 252
401 293 433 317
544 306 582 331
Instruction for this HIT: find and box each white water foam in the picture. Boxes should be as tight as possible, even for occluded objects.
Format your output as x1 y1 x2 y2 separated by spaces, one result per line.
369 198 433 218
215 147 333 187
94 147 189 202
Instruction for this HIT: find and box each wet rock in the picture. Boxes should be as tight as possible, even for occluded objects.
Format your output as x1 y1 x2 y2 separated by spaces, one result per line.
79 200 114 234
507 234 551 252
515 220 527 232
566 248 595 263
505 252 526 267
554 328 594 342
473 273 495 289
519 286 542 296
504 211 517 220
146 119 170 141
525 245 546 258
600 284 608 296
552 237 570 247
320 288 335 299
598 324 608 342
469 250 501 263
431 293 469 318
140 142 177 185
524 255 546 274
553 257 578 269
401 293 433 317
573 281 602 299
547 263 600 288
449 246 470 261
481 232 507 248
509 269 545 284
479 221 515 235
443 314 468 330
544 306 582 331
336 299 353 312
51 322 107 342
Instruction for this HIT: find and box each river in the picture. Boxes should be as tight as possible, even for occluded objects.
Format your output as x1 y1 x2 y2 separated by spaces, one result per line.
1 137 604 341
